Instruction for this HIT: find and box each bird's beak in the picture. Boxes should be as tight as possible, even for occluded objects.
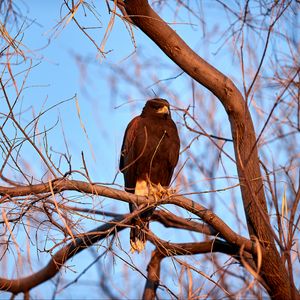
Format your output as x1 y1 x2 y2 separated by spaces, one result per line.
157 105 169 114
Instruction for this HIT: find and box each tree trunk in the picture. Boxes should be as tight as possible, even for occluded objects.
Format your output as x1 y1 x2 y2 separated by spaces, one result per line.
122 1 294 298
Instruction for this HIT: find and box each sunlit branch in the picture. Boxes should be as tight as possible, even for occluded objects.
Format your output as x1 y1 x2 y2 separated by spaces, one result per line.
120 1 292 298
143 236 268 299
0 214 130 294
0 177 255 253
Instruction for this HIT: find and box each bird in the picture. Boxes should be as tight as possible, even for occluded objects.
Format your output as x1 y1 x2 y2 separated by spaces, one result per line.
120 98 180 253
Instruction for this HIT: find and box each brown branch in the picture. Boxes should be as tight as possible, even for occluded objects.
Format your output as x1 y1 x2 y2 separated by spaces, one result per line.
62 205 217 236
152 209 218 236
0 178 255 253
121 1 293 299
0 204 249 297
143 249 163 300
143 236 269 300
0 179 270 297
0 214 130 295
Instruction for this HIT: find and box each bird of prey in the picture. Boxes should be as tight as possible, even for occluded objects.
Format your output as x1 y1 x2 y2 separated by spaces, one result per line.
120 98 180 253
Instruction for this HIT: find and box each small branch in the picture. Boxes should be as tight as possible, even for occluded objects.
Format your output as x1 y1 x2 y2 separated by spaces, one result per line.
152 209 218 236
0 214 131 294
0 178 266 297
143 249 163 300
148 234 249 258
0 178 255 253
143 236 269 299
61 205 218 236
119 1 292 297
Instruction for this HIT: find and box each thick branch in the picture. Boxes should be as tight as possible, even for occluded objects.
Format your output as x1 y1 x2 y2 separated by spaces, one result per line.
121 0 267 236
0 214 129 294
143 237 268 300
121 1 292 299
0 207 252 297
61 205 217 236
143 249 163 300
0 178 254 253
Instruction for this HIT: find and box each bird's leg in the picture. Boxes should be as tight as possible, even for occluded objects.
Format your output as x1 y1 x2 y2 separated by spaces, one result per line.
156 183 174 199
150 183 176 204
147 178 158 204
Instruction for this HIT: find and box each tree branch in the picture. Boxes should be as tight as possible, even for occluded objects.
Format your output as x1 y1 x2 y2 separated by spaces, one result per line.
152 209 218 236
0 176 271 297
0 214 129 294
121 1 293 298
143 236 269 300
56 205 217 236
0 178 255 253
0 207 251 297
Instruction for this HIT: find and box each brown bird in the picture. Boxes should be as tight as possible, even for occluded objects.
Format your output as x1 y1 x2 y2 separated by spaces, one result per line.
120 98 180 253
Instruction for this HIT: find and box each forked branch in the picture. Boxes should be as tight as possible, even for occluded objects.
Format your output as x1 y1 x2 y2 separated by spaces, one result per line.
121 1 294 298
0 178 255 252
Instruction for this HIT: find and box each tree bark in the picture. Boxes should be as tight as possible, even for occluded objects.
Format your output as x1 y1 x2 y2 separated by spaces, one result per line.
122 0 294 299
0 178 255 253
143 250 163 300
0 210 253 297
0 215 128 294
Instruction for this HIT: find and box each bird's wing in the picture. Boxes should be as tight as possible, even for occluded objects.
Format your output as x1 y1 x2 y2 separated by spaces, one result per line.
168 119 180 167
119 116 141 172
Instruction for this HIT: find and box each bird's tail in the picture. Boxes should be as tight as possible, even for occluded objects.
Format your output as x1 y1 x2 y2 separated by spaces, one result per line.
130 218 149 253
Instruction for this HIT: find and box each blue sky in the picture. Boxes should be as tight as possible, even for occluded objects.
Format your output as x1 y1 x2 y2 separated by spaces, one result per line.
17 1 238 179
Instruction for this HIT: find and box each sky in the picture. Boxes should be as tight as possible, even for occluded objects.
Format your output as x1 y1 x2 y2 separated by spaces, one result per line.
14 0 238 182
1 1 299 299
5 1 238 189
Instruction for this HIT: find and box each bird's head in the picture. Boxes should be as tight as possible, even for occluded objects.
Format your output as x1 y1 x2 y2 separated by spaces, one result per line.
141 98 171 119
